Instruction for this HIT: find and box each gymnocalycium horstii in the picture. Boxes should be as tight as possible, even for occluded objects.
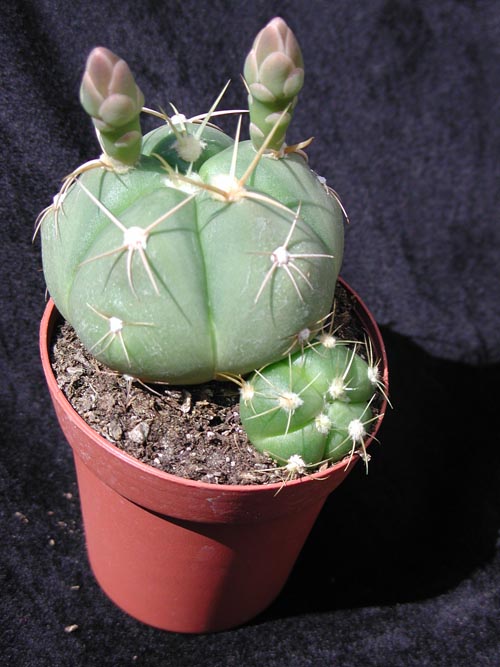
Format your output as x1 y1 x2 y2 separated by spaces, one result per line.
38 17 387 475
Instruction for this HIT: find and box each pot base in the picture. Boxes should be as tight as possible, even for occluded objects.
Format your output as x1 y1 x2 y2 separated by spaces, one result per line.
75 453 329 633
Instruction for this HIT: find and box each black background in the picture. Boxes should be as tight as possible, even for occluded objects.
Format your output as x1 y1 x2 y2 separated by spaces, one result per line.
1 1 499 665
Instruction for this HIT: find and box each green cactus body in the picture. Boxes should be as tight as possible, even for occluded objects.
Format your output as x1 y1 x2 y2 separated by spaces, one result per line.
244 16 304 152
41 121 344 382
239 342 376 466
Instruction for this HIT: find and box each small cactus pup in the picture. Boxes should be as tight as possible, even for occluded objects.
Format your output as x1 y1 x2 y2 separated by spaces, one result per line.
39 17 345 386
239 329 384 473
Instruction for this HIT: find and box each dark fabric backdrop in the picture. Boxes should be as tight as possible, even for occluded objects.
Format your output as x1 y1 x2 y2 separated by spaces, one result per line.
1 1 499 665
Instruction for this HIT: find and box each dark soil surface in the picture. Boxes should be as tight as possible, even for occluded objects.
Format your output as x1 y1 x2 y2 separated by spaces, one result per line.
50 282 373 485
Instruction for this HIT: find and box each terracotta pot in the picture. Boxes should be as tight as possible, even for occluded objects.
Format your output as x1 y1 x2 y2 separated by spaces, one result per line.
39 278 388 633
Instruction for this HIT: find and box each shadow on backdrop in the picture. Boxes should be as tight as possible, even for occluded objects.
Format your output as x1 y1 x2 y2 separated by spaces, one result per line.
257 326 500 620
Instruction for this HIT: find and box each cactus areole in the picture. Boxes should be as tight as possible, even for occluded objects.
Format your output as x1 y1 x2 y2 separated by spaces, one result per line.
40 17 344 387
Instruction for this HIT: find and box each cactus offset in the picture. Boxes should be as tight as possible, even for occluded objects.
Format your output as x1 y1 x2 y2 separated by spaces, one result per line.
239 341 379 468
39 18 385 471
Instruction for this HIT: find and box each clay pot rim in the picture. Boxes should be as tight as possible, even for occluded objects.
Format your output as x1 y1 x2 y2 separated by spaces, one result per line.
39 276 388 495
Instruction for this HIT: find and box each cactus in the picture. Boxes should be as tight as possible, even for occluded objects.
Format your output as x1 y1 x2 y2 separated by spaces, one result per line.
239 339 380 469
39 18 385 471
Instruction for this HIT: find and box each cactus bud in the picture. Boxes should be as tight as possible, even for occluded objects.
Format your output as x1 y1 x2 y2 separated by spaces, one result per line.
40 21 344 385
243 17 304 151
80 47 144 166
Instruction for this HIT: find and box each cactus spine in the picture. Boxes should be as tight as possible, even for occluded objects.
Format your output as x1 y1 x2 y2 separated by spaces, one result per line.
40 18 344 385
